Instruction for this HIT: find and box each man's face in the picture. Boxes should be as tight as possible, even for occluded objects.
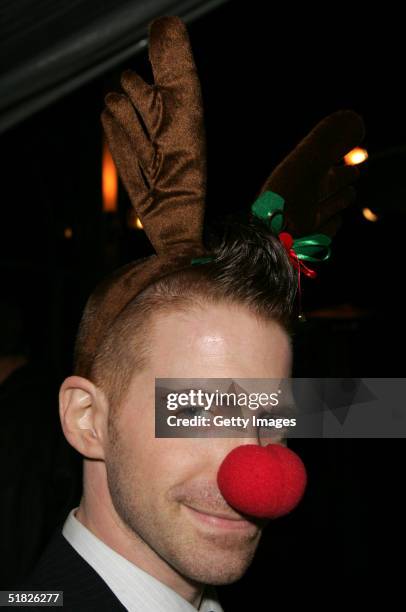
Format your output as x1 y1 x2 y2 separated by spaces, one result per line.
104 302 292 585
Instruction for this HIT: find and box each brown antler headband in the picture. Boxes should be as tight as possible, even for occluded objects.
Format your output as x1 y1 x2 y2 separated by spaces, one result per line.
74 15 365 378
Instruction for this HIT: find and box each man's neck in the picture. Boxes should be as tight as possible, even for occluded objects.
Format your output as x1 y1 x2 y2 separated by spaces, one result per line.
75 493 205 608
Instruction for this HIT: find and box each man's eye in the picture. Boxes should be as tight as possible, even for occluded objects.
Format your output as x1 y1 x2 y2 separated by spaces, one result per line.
177 405 209 419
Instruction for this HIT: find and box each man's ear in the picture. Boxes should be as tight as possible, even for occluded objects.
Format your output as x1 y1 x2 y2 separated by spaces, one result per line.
59 376 108 460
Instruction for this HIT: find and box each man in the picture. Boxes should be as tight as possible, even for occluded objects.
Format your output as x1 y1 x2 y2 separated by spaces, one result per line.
21 217 296 610
20 14 364 611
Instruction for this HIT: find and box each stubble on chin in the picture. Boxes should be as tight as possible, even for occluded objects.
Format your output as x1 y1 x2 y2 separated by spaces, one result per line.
105 428 264 585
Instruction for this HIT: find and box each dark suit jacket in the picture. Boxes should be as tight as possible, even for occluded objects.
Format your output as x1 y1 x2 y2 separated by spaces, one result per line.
19 529 126 611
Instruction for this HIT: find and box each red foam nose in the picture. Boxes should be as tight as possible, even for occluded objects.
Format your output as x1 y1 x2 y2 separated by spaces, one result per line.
217 444 307 519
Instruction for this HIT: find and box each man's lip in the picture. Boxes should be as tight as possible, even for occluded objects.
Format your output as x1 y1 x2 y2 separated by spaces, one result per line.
182 503 255 530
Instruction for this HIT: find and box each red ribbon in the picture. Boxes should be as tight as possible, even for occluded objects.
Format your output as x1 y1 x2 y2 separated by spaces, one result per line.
278 232 317 278
278 232 317 317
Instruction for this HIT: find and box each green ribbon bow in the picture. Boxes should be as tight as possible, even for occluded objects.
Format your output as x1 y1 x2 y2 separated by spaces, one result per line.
251 190 332 262
291 234 332 262
190 190 332 266
250 190 286 233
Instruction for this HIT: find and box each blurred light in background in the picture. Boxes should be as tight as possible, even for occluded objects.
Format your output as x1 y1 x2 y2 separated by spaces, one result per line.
344 146 368 166
64 227 73 239
102 139 118 213
127 208 144 230
362 207 379 222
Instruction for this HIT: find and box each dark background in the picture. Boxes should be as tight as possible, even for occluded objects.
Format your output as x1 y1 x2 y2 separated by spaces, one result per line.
0 0 403 596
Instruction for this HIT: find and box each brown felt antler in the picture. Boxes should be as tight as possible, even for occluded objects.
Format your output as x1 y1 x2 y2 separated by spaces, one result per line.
262 110 365 237
101 15 206 256
74 16 209 377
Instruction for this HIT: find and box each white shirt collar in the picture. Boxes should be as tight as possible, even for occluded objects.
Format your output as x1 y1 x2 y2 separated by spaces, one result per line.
62 508 223 612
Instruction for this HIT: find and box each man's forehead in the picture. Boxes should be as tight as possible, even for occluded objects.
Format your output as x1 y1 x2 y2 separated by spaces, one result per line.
149 302 288 341
144 303 292 381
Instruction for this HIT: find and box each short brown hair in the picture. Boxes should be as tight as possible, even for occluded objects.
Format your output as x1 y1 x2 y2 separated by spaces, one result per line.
74 215 298 410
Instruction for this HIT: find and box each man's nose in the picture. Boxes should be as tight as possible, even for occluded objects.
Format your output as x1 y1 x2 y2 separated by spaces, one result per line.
216 442 308 519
